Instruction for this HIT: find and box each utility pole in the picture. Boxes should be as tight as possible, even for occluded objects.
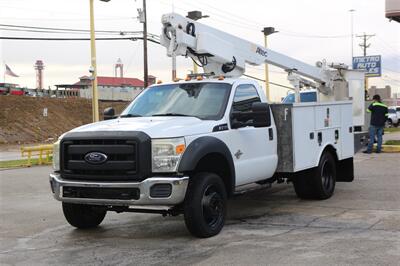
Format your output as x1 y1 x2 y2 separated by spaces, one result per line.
138 0 148 88
89 0 99 122
262 27 278 102
356 32 375 56
356 32 375 94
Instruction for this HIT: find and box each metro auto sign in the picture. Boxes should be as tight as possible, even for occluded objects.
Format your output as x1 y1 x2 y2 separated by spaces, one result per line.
352 55 381 77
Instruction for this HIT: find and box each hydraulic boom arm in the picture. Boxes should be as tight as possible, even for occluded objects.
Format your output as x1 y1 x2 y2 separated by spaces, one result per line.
160 13 353 97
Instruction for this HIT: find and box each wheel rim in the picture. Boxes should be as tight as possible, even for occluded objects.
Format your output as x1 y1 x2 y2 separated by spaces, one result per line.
201 184 224 229
321 160 334 192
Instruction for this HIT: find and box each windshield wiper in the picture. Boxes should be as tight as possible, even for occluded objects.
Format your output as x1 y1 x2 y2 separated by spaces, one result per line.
119 113 142 118
152 113 191 117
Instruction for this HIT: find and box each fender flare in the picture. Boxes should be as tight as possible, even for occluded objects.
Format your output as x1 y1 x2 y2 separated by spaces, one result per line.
178 136 236 194
316 143 338 166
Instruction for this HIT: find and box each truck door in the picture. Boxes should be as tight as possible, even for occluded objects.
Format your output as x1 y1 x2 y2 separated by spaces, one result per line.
227 84 278 186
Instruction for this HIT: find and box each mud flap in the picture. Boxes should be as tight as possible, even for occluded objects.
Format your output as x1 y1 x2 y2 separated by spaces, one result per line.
336 157 354 182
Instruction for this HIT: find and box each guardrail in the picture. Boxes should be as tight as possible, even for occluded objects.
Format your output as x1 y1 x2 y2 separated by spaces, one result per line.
21 144 53 166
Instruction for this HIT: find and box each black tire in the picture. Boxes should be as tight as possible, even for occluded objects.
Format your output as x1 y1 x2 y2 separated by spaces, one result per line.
183 172 227 238
293 151 336 200
62 202 107 229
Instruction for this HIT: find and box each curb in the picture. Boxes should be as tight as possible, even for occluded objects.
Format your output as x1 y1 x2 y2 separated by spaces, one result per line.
381 145 400 153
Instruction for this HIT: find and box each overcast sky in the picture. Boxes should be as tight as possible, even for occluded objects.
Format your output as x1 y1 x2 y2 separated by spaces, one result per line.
0 0 399 100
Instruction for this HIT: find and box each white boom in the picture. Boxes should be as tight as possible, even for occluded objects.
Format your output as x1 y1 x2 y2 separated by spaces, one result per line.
160 12 365 118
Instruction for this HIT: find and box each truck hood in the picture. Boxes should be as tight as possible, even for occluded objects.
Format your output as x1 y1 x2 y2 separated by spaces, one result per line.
69 117 218 138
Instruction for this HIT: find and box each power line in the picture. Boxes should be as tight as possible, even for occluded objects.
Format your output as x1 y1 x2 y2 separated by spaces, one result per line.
156 0 355 39
0 23 141 34
243 74 294 90
279 31 350 39
0 36 160 44
0 16 134 22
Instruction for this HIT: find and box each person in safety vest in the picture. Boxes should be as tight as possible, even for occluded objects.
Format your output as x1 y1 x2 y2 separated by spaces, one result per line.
363 94 388 154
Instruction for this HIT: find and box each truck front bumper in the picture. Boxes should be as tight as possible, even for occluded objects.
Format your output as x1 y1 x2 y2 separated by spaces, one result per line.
49 173 189 207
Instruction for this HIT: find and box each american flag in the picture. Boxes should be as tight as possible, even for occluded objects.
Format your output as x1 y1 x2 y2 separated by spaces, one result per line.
5 64 19 77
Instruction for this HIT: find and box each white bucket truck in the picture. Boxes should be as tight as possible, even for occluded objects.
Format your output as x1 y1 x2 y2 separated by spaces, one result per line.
50 13 366 237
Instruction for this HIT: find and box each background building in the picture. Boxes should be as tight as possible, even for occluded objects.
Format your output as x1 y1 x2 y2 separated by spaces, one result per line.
56 75 156 101
368 85 400 106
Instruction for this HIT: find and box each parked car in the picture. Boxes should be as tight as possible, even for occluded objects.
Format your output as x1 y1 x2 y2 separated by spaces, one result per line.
387 106 399 127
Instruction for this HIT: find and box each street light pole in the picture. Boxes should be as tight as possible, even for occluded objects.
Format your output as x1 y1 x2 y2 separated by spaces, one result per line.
262 27 278 102
349 9 356 67
89 0 99 122
142 0 148 88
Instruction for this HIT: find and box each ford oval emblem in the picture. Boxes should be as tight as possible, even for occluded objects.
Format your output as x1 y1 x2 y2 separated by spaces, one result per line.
84 152 108 165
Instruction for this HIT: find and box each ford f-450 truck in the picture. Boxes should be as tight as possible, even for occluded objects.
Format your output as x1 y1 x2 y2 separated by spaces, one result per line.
49 13 366 237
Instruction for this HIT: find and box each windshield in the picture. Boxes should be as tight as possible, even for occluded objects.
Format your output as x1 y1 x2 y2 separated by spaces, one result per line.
121 82 232 120
282 91 317 103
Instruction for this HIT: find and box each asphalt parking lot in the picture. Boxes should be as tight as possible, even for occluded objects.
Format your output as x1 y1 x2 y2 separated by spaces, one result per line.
1 152 400 265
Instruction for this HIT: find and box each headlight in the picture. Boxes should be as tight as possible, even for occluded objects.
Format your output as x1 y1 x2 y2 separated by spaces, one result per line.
152 138 186 173
52 139 60 171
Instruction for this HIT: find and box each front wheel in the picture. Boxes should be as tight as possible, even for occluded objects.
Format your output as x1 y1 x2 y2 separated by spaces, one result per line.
183 172 227 238
62 202 107 229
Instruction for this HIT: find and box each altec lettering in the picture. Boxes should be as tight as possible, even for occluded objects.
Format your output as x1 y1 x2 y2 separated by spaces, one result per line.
256 47 268 57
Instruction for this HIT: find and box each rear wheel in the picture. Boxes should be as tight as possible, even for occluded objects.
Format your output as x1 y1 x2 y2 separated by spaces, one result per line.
62 202 107 229
183 172 227 238
293 151 336 200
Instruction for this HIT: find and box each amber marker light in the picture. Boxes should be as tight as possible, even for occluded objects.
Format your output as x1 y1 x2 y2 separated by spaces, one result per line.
175 144 186 154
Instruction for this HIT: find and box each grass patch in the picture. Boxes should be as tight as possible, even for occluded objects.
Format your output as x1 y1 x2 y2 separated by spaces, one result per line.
385 140 400 145
385 127 400 133
0 157 52 169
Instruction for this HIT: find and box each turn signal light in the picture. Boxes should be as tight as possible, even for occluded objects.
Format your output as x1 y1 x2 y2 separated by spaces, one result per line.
157 80 163 84
218 75 225 80
175 144 186 154
185 75 191 81
196 76 203 81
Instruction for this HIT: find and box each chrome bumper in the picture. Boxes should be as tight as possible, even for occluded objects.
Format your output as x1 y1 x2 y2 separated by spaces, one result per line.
49 173 189 207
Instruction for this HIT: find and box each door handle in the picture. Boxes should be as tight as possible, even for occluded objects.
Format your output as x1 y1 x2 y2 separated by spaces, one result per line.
268 128 274 140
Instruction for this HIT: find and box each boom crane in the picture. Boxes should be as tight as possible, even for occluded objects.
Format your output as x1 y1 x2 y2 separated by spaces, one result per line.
160 13 364 106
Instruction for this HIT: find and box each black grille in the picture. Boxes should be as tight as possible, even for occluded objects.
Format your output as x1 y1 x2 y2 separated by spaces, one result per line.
63 186 140 200
60 131 151 181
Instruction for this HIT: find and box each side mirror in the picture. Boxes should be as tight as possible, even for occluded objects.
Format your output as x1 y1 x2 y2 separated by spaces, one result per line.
103 107 116 120
251 102 271 127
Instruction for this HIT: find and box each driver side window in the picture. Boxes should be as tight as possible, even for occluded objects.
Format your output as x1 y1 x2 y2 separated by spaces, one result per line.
232 84 261 112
